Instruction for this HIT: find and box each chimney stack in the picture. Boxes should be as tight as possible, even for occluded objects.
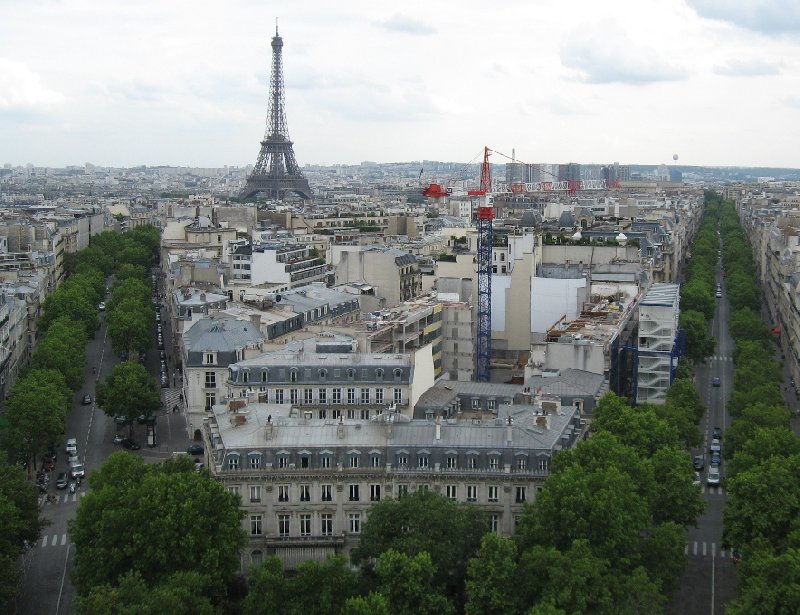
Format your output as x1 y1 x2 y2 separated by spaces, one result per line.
435 415 441 441
506 416 513 444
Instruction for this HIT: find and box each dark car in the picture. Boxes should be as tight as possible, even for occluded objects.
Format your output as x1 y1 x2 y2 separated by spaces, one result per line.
187 443 204 456
137 414 156 425
712 377 721 387
693 455 704 472
81 394 92 405
55 472 69 489
114 415 129 425
121 438 141 450
711 452 722 466
712 426 723 440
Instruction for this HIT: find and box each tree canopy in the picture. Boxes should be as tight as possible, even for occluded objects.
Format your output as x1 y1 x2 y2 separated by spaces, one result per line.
70 453 245 601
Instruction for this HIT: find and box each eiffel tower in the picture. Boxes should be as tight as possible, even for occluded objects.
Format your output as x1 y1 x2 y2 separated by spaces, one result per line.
241 26 312 200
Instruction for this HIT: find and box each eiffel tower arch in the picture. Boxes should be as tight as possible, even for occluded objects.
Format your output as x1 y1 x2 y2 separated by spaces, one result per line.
242 27 312 201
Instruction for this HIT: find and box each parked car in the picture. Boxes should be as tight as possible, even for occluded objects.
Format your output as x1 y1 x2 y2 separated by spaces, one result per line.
55 472 69 489
121 438 141 451
187 443 204 456
65 438 77 455
69 463 85 479
81 394 92 405
693 455 705 472
710 438 721 454
137 414 155 425
113 433 125 444
711 452 722 466
712 377 721 387
114 415 129 425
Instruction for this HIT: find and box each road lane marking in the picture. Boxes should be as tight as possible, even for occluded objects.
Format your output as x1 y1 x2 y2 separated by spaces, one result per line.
702 542 707 556
60 534 67 546
693 542 698 556
41 535 47 548
51 534 58 547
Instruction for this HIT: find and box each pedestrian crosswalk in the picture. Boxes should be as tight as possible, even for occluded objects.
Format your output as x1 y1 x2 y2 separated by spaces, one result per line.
162 387 182 412
40 491 87 506
685 541 737 560
711 355 731 362
699 485 726 496
38 533 71 548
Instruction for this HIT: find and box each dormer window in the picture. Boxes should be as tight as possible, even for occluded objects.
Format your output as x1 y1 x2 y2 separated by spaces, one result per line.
319 369 328 381
290 369 298 383
347 368 356 380
204 353 215 365
393 368 403 381
376 369 384 382
261 370 268 383
226 453 240 470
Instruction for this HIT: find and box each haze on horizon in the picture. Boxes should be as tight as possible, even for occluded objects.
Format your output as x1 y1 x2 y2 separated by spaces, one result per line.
1 0 799 170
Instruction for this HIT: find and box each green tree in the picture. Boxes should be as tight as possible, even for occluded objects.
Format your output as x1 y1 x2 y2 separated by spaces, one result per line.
729 308 771 342
39 280 99 336
591 392 679 458
352 490 486 602
648 446 705 527
375 550 454 615
95 362 160 433
727 547 800 615
723 453 800 551
70 452 245 599
2 369 71 474
0 461 47 605
75 570 218 615
517 463 649 566
726 426 800 480
465 534 523 615
723 403 791 461
242 557 289 615
665 377 705 423
516 540 614 614
639 522 687 594
106 297 153 357
678 310 714 363
30 316 88 391
342 593 390 615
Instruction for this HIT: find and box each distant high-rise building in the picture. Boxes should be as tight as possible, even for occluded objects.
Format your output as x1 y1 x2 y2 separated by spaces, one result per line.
557 163 581 183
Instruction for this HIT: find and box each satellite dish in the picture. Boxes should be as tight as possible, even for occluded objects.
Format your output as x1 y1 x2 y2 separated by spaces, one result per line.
673 154 679 161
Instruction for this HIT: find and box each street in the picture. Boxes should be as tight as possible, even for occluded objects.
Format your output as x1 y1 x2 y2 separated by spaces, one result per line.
666 259 738 614
11 301 189 615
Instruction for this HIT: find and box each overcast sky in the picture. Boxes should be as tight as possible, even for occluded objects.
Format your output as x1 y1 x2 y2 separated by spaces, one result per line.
1 0 799 169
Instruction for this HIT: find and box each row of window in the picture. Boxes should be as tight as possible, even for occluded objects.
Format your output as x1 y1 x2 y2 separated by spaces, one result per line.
225 450 550 472
232 483 529 505
229 386 404 406
228 366 406 383
247 510 514 542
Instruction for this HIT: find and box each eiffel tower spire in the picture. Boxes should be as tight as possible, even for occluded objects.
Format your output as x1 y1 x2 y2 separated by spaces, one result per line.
241 26 312 200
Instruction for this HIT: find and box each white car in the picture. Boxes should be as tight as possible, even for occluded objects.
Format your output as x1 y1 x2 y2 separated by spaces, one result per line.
710 438 721 454
707 467 721 487
66 438 77 455
69 463 85 479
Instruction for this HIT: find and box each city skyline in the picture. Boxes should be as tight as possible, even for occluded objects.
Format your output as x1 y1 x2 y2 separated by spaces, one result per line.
1 0 799 169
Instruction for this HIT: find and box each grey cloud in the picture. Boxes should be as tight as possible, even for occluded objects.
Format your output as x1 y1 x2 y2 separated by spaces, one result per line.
687 0 800 34
375 14 436 35
713 58 783 76
560 37 687 85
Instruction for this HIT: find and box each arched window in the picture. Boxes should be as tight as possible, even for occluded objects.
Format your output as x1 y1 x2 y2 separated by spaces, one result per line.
319 369 328 381
375 369 384 382
347 368 356 380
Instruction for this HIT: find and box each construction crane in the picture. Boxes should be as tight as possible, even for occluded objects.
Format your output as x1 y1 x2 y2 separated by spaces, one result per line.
474 146 493 383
